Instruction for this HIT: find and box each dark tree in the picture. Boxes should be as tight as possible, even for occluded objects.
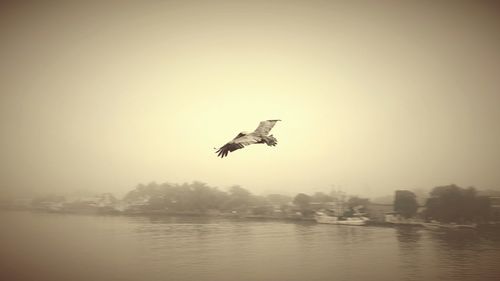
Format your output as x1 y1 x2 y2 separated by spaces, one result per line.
293 193 311 210
394 190 418 218
424 184 491 223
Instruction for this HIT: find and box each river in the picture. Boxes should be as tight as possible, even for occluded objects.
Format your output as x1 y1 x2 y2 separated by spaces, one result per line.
1 211 500 281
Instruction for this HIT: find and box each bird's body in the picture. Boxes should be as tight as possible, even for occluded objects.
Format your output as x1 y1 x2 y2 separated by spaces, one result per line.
215 120 281 158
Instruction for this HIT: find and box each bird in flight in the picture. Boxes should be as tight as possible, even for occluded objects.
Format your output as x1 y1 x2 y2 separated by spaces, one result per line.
215 119 281 158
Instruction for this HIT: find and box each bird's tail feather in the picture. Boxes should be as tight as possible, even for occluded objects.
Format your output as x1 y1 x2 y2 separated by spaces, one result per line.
264 135 278 146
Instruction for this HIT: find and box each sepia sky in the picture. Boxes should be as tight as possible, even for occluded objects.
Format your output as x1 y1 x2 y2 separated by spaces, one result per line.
1 0 500 198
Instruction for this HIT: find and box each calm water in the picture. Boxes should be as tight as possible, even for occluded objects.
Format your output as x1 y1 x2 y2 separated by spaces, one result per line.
1 211 500 281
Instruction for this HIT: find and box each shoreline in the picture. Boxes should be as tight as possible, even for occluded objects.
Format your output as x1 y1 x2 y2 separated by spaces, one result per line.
4 208 499 231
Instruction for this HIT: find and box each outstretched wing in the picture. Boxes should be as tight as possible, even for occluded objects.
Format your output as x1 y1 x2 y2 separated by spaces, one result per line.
253 119 281 136
216 134 260 158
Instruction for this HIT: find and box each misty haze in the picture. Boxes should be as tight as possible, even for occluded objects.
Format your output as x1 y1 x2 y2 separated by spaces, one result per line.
1 1 500 281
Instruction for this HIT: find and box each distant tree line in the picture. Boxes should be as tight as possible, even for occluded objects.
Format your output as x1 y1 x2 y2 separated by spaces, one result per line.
127 182 493 222
123 181 297 213
122 183 375 217
424 184 491 223
26 180 496 223
392 184 492 223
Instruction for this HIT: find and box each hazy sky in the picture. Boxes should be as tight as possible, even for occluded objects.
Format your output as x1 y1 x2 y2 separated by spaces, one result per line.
1 0 500 198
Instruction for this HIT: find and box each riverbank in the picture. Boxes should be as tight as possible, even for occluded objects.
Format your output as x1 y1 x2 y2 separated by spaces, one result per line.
7 208 500 231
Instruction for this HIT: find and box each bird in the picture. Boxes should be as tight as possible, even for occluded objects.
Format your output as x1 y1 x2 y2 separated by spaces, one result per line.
215 119 281 158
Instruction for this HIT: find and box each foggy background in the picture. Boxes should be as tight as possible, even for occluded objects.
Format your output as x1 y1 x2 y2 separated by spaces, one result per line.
1 0 500 199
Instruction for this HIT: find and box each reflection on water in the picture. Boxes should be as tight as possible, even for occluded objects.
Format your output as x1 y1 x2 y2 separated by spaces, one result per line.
396 227 426 281
1 211 500 281
426 228 500 281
